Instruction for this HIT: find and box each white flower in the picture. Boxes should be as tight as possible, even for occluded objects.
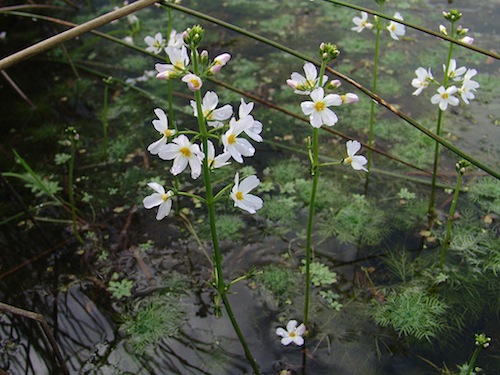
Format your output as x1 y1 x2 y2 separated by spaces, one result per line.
387 12 405 40
147 108 176 155
445 59 466 81
190 91 233 128
459 68 480 104
300 87 342 128
430 86 459 111
286 62 328 95
222 117 256 163
276 320 306 346
143 182 174 220
230 173 263 214
411 67 433 96
158 135 204 179
167 29 183 48
181 73 203 91
343 140 368 172
155 46 190 80
144 32 166 54
238 99 263 142
204 140 231 169
460 36 474 45
351 12 373 33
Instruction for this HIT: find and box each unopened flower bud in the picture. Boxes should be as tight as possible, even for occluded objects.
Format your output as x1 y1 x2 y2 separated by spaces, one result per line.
341 93 359 104
443 9 462 23
319 42 340 62
209 53 231 75
200 50 209 64
439 24 448 36
183 25 204 48
456 25 469 36
455 160 470 175
460 36 474 45
326 79 342 89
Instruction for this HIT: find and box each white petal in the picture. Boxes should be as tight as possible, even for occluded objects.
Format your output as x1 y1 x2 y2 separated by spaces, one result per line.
143 193 163 209
147 182 165 194
239 175 260 193
156 199 172 220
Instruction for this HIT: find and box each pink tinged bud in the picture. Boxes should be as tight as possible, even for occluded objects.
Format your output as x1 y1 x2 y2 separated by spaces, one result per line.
201 50 209 59
214 53 231 66
342 93 359 104
329 80 342 89
182 74 203 91
182 30 189 41
461 36 474 45
286 79 299 90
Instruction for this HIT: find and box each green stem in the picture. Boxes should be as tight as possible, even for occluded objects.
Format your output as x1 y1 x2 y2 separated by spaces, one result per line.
466 347 481 375
366 3 382 177
428 22 455 224
192 50 260 375
102 80 109 161
68 137 83 244
439 168 463 267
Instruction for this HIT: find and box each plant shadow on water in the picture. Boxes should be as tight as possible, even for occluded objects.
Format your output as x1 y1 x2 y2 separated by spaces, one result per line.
0 0 500 374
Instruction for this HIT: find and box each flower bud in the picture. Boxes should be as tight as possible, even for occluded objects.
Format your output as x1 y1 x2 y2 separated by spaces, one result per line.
341 93 359 104
443 9 462 23
183 25 204 48
209 53 231 74
460 36 474 45
439 24 448 36
200 50 209 65
319 42 340 62
326 79 342 89
455 160 470 175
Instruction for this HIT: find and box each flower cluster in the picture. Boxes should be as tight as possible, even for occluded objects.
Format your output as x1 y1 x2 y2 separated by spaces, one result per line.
287 60 367 172
351 11 406 40
143 26 263 220
411 13 479 110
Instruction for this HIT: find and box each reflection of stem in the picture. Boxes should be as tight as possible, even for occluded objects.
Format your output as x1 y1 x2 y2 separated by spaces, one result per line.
0 302 69 375
191 50 260 374
439 168 463 267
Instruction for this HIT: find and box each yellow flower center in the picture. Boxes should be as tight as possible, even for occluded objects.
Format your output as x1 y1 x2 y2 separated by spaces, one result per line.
180 147 191 157
161 193 170 202
190 78 201 89
442 92 449 99
390 24 396 32
163 129 173 137
314 101 325 112
289 331 297 338
235 191 244 201
228 134 236 145
174 62 184 69
345 156 352 164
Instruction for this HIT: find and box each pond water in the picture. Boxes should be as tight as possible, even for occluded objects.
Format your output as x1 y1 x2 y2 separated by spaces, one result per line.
1 0 499 374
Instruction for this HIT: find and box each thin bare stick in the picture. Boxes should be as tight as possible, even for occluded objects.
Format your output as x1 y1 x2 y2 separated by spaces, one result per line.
0 0 159 70
0 302 69 374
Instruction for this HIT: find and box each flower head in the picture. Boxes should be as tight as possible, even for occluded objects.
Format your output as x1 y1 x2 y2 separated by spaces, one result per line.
190 91 233 128
181 73 203 91
286 62 328 95
445 59 466 81
147 108 176 155
158 135 204 179
209 53 231 74
458 68 480 104
387 12 405 40
167 29 183 48
300 87 342 128
430 85 459 111
155 46 190 80
144 32 166 54
222 117 256 163
411 67 434 96
276 320 306 346
230 173 263 214
343 140 368 172
351 12 373 33
143 182 174 220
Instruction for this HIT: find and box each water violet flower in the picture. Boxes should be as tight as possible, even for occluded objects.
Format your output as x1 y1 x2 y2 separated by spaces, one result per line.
411 67 434 96
222 117 256 163
287 62 328 95
147 108 176 155
351 12 373 33
158 135 204 179
300 87 342 128
230 173 263 214
210 53 231 74
445 59 466 81
459 68 480 104
387 12 406 40
343 140 368 172
144 32 166 54
155 45 190 80
181 73 203 91
238 99 263 142
430 86 459 111
204 140 231 169
190 91 233 128
276 320 306 346
143 182 174 220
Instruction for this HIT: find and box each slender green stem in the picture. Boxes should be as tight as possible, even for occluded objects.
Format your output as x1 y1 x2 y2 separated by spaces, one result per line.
68 133 83 244
102 79 110 161
466 347 481 375
428 22 455 224
365 3 382 190
192 49 260 375
440 166 463 267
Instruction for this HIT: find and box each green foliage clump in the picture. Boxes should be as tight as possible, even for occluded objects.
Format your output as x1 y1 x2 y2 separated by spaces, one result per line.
215 214 246 241
259 195 298 226
319 290 343 311
264 158 304 186
300 260 337 287
468 177 500 215
373 288 448 341
120 294 185 352
108 273 134 299
318 194 389 246
254 264 299 304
